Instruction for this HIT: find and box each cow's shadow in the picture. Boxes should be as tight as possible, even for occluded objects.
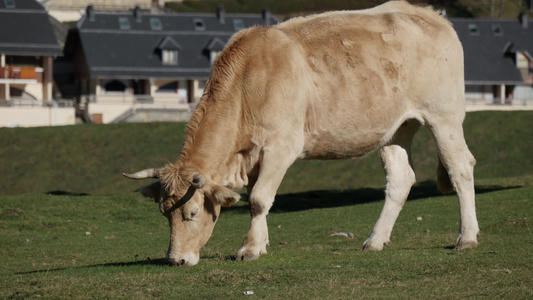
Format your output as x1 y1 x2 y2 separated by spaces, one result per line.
15 256 239 275
22 182 518 274
228 181 520 214
15 258 171 275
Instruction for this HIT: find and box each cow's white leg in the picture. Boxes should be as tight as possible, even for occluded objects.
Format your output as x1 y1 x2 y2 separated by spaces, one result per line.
428 122 479 249
363 120 419 251
237 149 295 261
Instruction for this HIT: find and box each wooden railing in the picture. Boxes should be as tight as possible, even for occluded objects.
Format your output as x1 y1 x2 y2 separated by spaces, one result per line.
0 67 43 82
465 98 533 107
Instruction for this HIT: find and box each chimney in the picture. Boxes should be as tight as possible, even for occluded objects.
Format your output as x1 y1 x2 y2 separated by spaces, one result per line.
86 5 95 21
217 7 225 24
519 11 528 29
262 8 271 25
134 5 142 22
151 0 159 13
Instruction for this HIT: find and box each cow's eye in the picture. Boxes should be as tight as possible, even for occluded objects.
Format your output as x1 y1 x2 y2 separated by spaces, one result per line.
184 206 200 221
190 207 199 219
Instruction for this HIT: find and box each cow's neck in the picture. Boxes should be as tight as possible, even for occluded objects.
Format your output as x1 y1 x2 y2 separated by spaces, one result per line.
175 33 259 188
176 93 249 187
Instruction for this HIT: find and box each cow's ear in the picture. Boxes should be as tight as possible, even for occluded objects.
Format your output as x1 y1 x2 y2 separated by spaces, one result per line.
138 181 162 203
205 184 240 207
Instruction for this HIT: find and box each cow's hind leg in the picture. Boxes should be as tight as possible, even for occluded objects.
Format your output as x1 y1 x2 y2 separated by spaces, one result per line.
237 148 296 261
363 120 420 251
427 119 479 249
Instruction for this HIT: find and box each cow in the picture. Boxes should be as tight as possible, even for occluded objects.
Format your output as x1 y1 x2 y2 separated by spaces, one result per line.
123 1 479 266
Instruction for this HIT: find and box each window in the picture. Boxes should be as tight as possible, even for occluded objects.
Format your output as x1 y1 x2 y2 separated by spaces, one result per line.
516 52 529 69
150 18 162 30
156 81 178 93
4 0 14 8
162 50 178 65
468 24 479 35
119 17 130 29
210 51 222 65
205 38 225 64
491 24 502 36
193 18 205 31
104 80 127 92
157 36 181 65
233 19 244 31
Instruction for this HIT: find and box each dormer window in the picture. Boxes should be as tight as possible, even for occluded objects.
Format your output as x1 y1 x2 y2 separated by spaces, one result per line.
491 24 502 36
516 51 530 69
205 37 225 65
157 36 182 66
150 18 162 30
210 51 222 64
233 19 244 31
4 0 14 8
468 24 479 35
193 18 206 31
162 50 178 65
119 17 130 29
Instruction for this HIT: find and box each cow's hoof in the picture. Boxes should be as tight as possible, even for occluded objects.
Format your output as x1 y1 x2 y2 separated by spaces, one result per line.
362 238 388 251
236 247 266 262
455 236 479 250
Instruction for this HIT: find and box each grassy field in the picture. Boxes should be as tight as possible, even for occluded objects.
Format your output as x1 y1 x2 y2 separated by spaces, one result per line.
0 111 531 196
0 111 532 299
1 184 531 299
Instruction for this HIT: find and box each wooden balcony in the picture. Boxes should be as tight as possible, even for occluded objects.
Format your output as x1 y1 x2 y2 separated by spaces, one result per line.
0 66 43 82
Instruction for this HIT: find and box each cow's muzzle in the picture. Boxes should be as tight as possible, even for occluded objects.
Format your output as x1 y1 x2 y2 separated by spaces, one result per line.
166 252 199 267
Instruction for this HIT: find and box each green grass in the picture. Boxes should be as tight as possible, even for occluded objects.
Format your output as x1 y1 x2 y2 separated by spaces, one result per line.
0 111 531 196
0 111 532 298
1 185 531 299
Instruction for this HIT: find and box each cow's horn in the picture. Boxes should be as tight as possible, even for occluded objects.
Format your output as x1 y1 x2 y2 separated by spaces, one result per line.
123 168 159 179
190 174 206 189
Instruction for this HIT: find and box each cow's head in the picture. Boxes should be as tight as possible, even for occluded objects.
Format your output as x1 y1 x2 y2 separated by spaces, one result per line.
123 165 240 266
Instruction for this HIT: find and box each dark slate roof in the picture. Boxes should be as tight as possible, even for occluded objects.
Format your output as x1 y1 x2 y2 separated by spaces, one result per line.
74 7 280 79
0 0 62 56
450 17 533 85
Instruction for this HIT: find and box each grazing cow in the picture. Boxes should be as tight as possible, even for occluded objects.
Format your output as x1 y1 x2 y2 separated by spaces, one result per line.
124 1 479 266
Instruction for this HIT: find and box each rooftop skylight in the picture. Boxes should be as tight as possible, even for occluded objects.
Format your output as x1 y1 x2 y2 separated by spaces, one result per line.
193 18 206 31
492 24 502 36
119 17 130 30
468 24 479 35
233 19 244 31
4 0 14 8
150 18 162 30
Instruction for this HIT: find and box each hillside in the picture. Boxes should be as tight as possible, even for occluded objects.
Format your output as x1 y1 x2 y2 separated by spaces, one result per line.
0 111 531 196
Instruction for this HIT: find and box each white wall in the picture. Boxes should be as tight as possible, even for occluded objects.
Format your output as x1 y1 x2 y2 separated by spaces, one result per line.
88 103 132 124
0 107 75 127
465 85 493 103
514 85 533 100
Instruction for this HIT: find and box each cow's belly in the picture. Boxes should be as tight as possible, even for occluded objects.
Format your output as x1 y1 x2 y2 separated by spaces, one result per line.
300 129 386 160
298 106 415 160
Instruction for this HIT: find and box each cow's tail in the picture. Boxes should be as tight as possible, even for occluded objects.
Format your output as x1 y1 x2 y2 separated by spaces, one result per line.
437 156 454 194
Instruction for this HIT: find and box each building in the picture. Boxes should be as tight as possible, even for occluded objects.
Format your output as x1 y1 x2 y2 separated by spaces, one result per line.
0 0 74 127
60 6 279 123
0 0 62 104
39 0 172 22
451 14 533 107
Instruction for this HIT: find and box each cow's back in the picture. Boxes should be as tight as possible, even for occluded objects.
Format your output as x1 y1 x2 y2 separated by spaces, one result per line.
211 1 463 161
244 1 464 159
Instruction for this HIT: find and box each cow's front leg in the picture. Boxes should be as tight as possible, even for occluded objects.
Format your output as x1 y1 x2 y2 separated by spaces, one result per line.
237 192 273 261
237 148 295 261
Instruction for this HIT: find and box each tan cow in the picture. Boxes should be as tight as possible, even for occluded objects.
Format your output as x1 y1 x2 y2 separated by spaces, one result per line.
124 1 479 266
